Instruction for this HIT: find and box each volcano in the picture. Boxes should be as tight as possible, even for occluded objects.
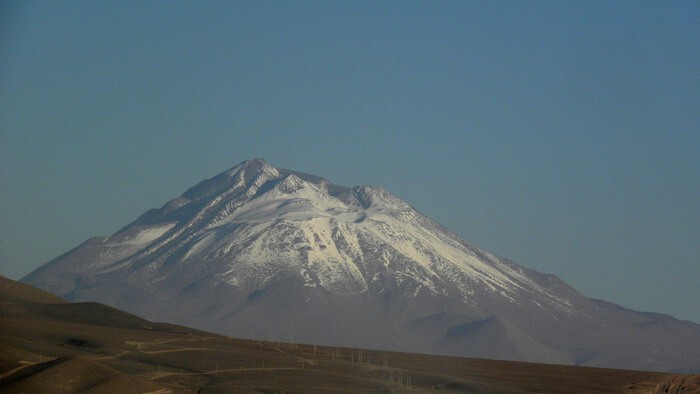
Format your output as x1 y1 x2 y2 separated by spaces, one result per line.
22 158 700 372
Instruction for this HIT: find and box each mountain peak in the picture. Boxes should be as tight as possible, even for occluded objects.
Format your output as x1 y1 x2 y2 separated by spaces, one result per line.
248 157 270 165
227 158 277 183
237 157 274 173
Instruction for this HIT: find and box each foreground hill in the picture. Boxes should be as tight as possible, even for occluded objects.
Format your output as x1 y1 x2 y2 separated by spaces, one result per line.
1 275 698 393
22 159 700 372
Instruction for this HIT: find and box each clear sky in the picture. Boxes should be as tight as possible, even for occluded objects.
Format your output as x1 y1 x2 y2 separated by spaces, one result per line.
1 1 698 323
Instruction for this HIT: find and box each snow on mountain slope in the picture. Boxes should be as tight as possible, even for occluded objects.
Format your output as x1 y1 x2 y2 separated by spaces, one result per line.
92 159 568 309
21 158 700 372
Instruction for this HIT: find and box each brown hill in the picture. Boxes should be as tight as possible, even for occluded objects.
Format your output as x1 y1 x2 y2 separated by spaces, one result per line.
1 275 698 393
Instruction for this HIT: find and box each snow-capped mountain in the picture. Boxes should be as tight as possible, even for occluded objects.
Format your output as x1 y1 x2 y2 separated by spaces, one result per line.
22 159 700 372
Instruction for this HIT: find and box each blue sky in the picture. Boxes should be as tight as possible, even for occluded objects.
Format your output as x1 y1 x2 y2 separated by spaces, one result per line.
1 1 698 323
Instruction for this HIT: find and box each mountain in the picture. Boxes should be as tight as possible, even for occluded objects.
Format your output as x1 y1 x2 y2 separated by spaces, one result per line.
22 158 700 372
6 276 697 393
